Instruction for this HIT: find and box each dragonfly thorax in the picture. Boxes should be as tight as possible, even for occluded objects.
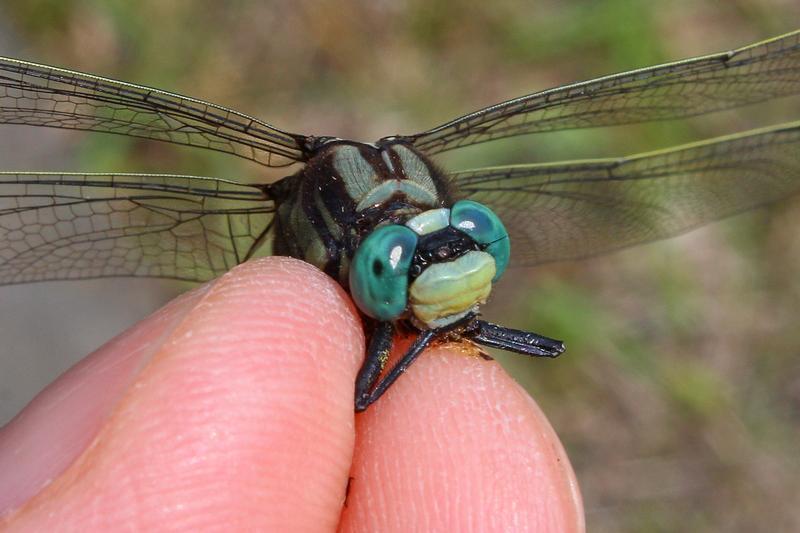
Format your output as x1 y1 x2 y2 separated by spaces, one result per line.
271 140 510 328
271 139 451 284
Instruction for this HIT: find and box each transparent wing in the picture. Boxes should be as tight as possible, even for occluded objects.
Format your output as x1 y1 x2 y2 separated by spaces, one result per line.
411 30 800 154
450 121 800 266
0 57 308 167
0 172 273 284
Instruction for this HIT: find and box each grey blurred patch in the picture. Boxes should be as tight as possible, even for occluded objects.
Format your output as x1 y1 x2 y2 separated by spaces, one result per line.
0 280 177 425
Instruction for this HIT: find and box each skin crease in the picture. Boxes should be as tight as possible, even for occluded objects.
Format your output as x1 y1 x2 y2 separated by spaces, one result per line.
0 257 584 532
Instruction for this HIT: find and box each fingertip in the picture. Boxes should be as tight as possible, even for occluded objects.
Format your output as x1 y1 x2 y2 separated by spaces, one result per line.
5 257 365 530
342 345 584 532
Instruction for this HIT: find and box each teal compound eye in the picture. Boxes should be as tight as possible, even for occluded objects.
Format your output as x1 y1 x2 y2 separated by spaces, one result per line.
450 200 510 281
349 224 419 321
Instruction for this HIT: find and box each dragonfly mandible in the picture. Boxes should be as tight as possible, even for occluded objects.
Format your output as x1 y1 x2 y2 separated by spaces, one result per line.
1 30 799 411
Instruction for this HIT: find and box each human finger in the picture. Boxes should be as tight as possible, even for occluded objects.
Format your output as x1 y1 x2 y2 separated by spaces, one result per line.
339 345 584 532
2 257 364 531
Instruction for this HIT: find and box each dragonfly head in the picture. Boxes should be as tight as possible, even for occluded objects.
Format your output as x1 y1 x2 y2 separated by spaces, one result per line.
349 200 510 328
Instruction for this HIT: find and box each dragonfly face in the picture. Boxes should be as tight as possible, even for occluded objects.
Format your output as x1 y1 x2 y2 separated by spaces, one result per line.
0 30 799 411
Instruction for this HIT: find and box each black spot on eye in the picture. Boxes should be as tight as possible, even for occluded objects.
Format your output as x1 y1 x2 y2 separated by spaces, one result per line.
372 259 384 276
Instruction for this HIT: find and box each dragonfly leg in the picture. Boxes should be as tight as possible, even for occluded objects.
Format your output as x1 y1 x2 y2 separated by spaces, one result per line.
354 329 437 412
468 320 565 358
354 321 394 410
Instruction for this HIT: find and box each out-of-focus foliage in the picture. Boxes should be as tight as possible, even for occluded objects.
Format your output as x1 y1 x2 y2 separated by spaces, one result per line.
2 0 799 531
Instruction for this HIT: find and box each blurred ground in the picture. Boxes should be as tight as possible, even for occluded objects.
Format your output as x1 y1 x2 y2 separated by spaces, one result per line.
1 1 799 531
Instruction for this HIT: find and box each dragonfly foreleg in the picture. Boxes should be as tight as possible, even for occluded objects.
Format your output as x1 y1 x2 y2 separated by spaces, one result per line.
354 321 394 411
469 320 565 358
354 327 437 412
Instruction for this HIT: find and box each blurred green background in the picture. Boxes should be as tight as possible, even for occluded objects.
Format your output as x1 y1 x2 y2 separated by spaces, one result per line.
1 0 799 530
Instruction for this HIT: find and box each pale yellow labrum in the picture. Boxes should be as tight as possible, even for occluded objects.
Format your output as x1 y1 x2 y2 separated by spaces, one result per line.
409 250 496 327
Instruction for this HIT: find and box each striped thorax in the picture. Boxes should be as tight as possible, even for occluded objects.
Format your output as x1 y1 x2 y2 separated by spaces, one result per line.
271 139 510 328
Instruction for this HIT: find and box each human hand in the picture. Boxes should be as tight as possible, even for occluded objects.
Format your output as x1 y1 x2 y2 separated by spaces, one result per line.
0 258 584 531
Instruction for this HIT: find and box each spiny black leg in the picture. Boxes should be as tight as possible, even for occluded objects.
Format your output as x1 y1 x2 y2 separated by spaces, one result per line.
354 321 394 411
355 328 437 412
469 320 565 357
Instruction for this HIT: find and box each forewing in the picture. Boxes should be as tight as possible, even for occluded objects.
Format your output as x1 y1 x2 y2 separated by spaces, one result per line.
450 122 800 266
0 173 272 284
411 30 800 154
0 57 307 167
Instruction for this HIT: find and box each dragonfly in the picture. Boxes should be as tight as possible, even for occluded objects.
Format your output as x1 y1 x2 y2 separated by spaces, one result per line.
1 30 799 411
